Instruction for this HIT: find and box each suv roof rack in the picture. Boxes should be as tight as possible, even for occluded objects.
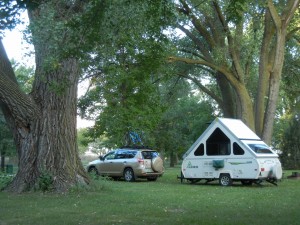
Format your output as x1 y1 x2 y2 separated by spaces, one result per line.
120 146 153 150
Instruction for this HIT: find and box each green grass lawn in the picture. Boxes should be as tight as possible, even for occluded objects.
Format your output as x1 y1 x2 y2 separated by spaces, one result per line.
0 168 300 225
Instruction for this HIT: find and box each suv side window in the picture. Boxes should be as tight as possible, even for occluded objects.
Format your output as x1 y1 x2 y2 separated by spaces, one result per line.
116 151 127 159
105 151 116 160
126 151 137 158
115 150 137 159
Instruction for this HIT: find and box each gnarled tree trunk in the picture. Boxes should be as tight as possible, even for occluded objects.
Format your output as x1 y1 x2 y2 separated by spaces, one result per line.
0 1 90 193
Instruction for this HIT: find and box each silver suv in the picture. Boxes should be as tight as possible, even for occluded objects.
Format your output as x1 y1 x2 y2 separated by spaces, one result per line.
87 148 164 182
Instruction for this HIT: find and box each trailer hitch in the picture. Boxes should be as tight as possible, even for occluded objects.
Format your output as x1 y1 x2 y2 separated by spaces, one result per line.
266 178 278 186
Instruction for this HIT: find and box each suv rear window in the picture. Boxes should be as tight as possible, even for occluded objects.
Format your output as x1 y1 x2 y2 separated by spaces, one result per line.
142 151 158 159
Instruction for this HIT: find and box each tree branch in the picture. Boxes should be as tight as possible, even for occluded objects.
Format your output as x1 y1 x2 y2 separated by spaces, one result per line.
0 39 40 127
267 0 281 29
178 0 216 48
282 0 300 27
177 72 223 106
177 24 213 61
212 0 244 82
168 56 231 78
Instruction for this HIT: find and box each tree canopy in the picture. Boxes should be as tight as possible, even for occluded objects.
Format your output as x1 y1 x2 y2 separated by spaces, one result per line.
0 0 299 193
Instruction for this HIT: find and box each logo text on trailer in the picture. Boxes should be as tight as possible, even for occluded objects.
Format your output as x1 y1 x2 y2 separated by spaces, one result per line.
187 161 198 169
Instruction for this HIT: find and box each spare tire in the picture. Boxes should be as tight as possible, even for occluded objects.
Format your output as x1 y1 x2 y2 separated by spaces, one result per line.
151 157 164 173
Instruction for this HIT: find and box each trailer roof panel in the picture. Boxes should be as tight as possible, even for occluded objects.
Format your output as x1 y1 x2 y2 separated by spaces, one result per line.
218 118 260 140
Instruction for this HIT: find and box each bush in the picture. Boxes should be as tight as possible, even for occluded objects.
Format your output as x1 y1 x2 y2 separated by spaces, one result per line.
280 116 300 169
37 170 54 192
0 173 14 190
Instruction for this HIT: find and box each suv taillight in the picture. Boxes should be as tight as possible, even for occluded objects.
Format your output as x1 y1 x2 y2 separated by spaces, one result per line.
138 158 144 165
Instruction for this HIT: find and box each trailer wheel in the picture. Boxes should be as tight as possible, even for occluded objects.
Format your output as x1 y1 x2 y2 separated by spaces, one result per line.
219 174 232 186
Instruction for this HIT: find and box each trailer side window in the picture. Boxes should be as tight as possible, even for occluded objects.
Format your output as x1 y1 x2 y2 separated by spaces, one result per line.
206 128 230 155
194 143 204 156
233 142 244 155
248 144 273 154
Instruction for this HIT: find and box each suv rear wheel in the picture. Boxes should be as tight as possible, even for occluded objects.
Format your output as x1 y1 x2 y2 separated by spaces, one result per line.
124 168 135 182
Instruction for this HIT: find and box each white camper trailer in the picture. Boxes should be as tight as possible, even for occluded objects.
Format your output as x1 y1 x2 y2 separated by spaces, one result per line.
180 118 282 186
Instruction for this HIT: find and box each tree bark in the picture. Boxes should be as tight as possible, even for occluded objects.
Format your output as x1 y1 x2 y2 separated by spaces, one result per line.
262 0 300 144
0 2 90 192
215 72 237 118
255 9 274 137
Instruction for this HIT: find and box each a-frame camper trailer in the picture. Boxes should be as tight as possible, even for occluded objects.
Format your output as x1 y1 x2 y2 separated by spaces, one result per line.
180 118 282 186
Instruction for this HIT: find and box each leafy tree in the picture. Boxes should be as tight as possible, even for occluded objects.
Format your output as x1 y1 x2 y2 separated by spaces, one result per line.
155 91 215 166
280 114 300 169
168 0 300 144
77 0 173 147
0 0 91 192
77 128 91 155
0 0 172 192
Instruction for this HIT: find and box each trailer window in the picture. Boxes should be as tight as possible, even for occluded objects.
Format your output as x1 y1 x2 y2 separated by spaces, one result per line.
248 144 273 154
233 142 244 155
194 143 204 156
206 128 230 156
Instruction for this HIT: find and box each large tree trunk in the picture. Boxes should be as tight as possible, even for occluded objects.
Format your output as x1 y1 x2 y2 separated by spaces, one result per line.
0 2 90 192
261 0 299 144
255 9 274 137
215 73 237 118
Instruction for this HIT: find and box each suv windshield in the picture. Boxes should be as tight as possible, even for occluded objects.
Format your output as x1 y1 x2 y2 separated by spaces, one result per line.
247 144 273 154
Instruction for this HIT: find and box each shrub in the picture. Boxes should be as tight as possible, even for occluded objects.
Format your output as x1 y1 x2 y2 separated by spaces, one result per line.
0 173 14 190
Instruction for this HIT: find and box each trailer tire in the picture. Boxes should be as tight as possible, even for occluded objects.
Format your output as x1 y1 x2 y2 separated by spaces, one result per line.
219 174 232 186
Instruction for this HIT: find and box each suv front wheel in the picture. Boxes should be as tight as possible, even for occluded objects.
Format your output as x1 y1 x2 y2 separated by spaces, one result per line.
124 168 135 182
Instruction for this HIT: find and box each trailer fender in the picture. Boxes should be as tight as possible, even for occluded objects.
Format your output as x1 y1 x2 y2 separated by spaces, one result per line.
217 170 233 178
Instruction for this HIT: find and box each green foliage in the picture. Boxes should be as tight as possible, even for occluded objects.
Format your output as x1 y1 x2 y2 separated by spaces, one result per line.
11 59 34 94
77 128 109 155
0 173 14 190
77 1 174 148
37 170 53 192
225 0 248 24
0 0 24 33
280 115 300 169
282 39 300 107
155 91 215 161
77 128 91 153
0 110 16 159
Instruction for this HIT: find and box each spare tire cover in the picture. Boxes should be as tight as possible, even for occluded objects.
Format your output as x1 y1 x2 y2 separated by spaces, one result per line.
151 157 164 173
